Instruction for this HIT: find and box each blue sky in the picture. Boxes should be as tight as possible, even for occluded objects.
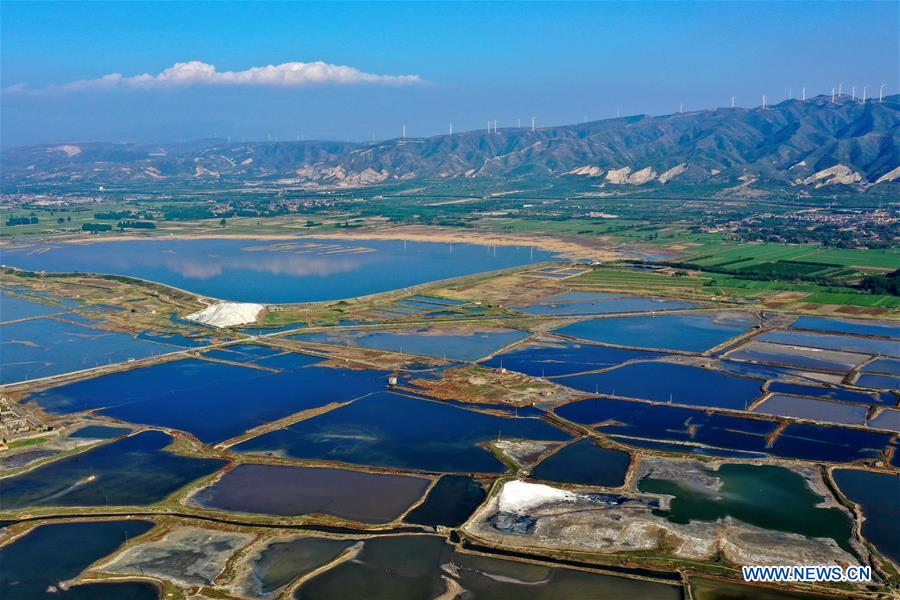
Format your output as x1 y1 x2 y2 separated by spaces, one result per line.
2 1 897 147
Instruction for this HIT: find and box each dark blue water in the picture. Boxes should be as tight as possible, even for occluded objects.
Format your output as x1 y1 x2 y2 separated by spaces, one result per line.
200 343 284 362
236 391 569 473
856 373 900 391
480 339 660 377
1 430 225 509
0 520 158 599
68 424 133 439
2 238 556 303
770 423 892 463
556 397 778 454
611 437 768 460
553 313 756 352
529 439 631 486
295 327 530 361
728 342 863 372
555 362 763 410
404 475 486 527
832 469 900 565
790 316 900 339
1 317 178 384
30 355 389 443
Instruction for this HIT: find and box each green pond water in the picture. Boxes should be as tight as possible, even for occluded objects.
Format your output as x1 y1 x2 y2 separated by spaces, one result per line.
638 464 853 552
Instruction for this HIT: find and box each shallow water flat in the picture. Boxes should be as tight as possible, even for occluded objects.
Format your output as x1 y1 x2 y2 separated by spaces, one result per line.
553 312 755 352
529 439 631 486
555 362 762 410
0 520 157 600
790 316 900 339
1 430 225 509
480 338 660 377
863 357 900 375
753 394 869 426
727 341 867 372
766 381 890 405
246 536 358 598
294 327 530 361
1 317 177 384
0 292 62 322
519 292 695 316
868 408 900 432
236 391 569 473
759 330 899 358
2 238 555 303
191 464 430 523
832 469 900 565
856 373 900 391
30 356 388 443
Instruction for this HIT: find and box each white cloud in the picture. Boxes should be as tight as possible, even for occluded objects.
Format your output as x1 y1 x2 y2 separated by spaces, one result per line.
5 60 424 93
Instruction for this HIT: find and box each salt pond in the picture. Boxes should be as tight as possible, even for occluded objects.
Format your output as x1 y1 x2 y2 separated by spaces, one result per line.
759 330 899 358
832 469 900 565
529 439 631 487
246 536 358 597
790 316 899 339
294 326 530 361
190 464 430 523
1 317 177 383
0 292 62 322
404 475 486 527
236 391 569 473
753 395 869 426
0 520 157 599
518 292 695 316
553 312 756 352
554 362 763 410
30 353 388 443
2 238 555 303
480 338 660 377
1 430 225 509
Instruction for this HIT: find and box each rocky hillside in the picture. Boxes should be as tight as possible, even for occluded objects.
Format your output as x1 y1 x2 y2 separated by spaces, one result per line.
3 95 898 189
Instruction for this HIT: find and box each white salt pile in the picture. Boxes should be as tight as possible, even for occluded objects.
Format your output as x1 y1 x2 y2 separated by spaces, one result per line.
185 302 264 328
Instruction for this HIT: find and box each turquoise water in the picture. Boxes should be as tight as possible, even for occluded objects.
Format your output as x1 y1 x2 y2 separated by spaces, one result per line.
1 317 178 384
530 439 631 486
553 312 756 352
832 469 900 565
30 355 389 443
639 463 854 552
0 520 158 599
1 430 225 509
2 238 555 303
294 327 530 361
236 391 569 473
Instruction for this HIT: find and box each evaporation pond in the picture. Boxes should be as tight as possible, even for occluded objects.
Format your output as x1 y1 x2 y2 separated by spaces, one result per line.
553 312 756 352
480 338 660 377
753 395 869 426
832 469 900 565
190 464 430 523
236 391 569 473
529 439 631 486
638 463 853 552
247 536 359 598
758 330 899 358
2 238 556 303
404 475 486 527
555 362 762 409
519 292 695 316
1 317 178 384
1 430 225 509
294 326 530 361
790 316 900 339
0 520 158 600
29 354 388 443
0 292 62 322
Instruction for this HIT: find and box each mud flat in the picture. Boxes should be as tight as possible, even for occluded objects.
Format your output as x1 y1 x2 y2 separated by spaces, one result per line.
189 464 431 524
97 525 255 587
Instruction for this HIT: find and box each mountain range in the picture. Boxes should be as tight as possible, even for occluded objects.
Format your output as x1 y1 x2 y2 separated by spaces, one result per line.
3 95 898 190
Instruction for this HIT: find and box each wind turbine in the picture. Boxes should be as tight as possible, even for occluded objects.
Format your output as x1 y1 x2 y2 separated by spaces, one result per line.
731 96 736 108
801 87 806 101
862 86 868 102
402 125 406 138
851 85 856 100
879 84 885 102
762 95 767 109
838 82 843 96
449 122 453 135
531 116 535 132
